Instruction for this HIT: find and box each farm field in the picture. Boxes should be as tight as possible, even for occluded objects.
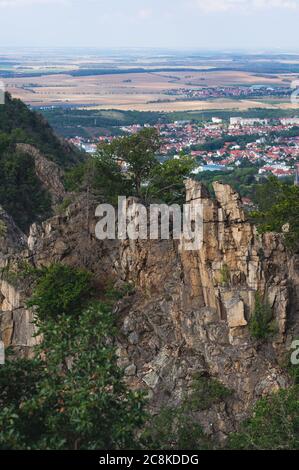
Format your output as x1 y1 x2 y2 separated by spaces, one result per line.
3 69 299 111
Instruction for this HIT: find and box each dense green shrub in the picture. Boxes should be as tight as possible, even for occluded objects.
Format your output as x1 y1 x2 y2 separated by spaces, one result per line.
188 375 232 411
27 264 93 320
252 176 299 253
0 93 82 167
227 386 299 450
220 264 230 286
55 197 72 215
249 292 274 340
0 265 146 450
0 93 85 230
0 142 52 232
142 375 231 450
141 406 211 450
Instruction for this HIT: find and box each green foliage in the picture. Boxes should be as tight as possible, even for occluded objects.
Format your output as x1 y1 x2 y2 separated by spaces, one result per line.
0 93 85 230
55 197 72 215
188 375 232 411
252 176 299 252
146 155 196 205
64 162 88 192
104 282 135 303
194 166 259 199
192 133 261 153
0 261 39 287
94 128 160 199
89 130 195 205
249 292 274 340
42 108 166 139
0 93 83 167
27 264 92 320
227 386 299 450
92 144 133 204
0 143 52 232
141 407 211 450
220 264 230 286
142 375 231 450
0 357 47 449
0 265 146 450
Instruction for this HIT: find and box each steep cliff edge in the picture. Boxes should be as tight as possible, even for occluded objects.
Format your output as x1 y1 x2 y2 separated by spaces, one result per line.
16 143 66 205
1 180 298 441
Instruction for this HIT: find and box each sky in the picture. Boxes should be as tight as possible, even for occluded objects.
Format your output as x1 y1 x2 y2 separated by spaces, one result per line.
0 0 299 51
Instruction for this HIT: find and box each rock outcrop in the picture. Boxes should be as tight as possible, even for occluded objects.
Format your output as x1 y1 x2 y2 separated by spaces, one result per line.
16 143 66 205
0 205 27 257
0 206 37 354
1 180 298 441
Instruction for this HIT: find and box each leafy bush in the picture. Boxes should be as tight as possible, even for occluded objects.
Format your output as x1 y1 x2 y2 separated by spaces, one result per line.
0 261 39 287
220 264 230 286
141 407 211 450
142 375 231 450
188 375 232 411
252 176 299 253
64 162 88 192
0 265 146 450
27 264 92 320
0 144 52 232
227 386 299 450
55 197 72 215
146 155 196 205
249 292 274 340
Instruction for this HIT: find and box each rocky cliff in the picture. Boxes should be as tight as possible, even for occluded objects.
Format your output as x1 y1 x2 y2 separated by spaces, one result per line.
1 180 298 441
16 144 66 205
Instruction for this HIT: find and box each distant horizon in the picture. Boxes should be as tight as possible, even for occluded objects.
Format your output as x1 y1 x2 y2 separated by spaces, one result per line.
1 46 299 56
0 0 298 51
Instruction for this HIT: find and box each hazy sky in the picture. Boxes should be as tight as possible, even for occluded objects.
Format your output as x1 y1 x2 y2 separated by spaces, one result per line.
0 0 299 51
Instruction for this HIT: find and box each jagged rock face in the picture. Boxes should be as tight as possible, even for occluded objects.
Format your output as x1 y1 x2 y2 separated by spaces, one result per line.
0 180 298 440
16 144 66 205
0 206 27 258
0 206 37 353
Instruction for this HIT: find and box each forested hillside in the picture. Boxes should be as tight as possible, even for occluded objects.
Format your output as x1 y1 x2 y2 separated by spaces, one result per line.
0 94 82 231
0 93 82 167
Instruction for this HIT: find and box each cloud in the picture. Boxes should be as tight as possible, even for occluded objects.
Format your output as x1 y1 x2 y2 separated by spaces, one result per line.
137 8 152 20
194 0 299 12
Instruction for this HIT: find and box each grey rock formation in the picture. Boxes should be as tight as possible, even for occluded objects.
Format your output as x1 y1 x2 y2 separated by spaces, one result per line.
16 143 66 205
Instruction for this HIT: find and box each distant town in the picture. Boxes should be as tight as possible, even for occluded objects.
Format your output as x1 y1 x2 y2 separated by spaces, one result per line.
67 115 299 185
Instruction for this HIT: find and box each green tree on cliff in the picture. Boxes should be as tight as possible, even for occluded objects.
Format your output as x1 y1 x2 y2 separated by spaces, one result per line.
72 128 195 205
252 176 299 252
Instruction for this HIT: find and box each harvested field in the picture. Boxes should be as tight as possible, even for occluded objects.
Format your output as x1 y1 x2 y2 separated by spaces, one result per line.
4 70 298 111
